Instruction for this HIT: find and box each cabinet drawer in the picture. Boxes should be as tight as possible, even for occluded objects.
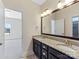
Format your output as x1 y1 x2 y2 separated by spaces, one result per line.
48 53 58 59
58 54 74 59
42 49 48 59
33 39 41 59
42 43 48 50
33 39 41 45
42 55 47 59
49 47 74 59
49 47 61 56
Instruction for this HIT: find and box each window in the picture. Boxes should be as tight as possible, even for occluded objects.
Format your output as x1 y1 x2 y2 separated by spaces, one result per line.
5 24 11 33
72 16 79 37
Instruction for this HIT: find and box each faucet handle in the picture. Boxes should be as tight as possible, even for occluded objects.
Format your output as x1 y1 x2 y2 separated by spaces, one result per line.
68 40 73 47
65 40 73 47
65 40 68 45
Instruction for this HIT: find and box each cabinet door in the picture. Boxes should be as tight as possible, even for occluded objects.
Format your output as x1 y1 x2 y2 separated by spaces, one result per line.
42 55 47 59
48 53 58 59
49 47 74 59
33 40 37 55
34 44 39 56
37 45 41 58
58 54 74 59
33 39 41 59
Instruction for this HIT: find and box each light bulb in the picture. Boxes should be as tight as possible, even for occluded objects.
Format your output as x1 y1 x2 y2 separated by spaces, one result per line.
57 2 64 9
41 9 52 17
46 10 52 14
65 0 74 6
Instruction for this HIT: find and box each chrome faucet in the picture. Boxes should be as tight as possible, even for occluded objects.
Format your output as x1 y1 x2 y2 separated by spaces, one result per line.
65 40 73 47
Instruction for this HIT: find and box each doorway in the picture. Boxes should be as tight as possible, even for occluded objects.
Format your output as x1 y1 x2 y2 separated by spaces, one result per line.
4 8 23 59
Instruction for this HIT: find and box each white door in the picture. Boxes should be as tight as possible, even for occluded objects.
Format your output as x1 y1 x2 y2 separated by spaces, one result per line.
5 9 23 59
55 19 65 35
0 0 4 59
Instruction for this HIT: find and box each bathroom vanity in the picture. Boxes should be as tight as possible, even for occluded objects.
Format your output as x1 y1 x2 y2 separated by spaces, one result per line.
33 36 79 59
33 1 79 59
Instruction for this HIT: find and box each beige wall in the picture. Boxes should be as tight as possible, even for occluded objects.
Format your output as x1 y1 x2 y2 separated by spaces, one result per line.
2 0 41 57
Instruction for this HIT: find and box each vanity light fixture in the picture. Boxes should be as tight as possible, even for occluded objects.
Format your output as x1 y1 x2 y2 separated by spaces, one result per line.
41 12 47 17
57 0 75 9
41 0 76 17
64 0 75 6
41 9 52 17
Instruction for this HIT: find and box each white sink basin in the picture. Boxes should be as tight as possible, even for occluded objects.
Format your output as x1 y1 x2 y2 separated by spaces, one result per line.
56 44 79 59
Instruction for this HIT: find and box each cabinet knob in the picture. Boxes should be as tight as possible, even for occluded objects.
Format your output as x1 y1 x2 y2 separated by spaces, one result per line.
43 46 46 49
43 52 46 56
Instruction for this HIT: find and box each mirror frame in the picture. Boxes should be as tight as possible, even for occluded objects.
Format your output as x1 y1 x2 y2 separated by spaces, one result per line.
41 17 79 40
41 1 79 40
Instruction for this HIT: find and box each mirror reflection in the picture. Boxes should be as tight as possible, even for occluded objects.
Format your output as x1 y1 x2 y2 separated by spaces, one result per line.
42 2 79 38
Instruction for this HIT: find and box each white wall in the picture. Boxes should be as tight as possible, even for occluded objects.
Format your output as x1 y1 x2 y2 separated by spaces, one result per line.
0 0 4 59
0 0 4 44
2 0 41 57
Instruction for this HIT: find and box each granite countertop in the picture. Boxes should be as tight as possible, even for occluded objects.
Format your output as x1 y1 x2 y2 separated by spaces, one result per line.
33 36 79 59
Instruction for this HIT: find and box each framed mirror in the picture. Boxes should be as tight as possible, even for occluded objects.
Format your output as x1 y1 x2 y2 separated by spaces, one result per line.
41 1 79 40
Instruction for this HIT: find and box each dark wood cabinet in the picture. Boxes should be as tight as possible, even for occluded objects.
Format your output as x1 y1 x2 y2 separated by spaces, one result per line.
33 39 74 59
48 47 74 59
33 39 41 59
41 48 48 59
48 53 58 59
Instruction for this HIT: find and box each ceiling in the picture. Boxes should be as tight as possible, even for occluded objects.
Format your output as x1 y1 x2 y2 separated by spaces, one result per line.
32 0 46 5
